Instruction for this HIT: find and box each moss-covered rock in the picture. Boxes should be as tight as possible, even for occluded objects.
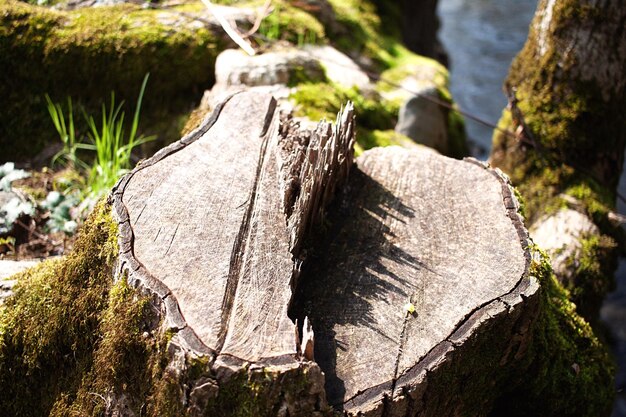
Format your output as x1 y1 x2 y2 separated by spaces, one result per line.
1 0 221 161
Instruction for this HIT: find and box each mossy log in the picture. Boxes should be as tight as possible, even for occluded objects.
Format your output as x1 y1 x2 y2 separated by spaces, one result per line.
108 91 538 415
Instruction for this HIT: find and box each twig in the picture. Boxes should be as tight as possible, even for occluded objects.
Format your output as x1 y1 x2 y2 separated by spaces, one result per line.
242 0 273 39
14 219 61 247
199 0 256 56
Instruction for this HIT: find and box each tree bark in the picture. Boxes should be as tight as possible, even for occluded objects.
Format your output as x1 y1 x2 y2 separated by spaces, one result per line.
490 0 626 191
489 0 625 323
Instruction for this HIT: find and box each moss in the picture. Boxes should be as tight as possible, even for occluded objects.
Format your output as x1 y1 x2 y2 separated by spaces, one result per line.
493 0 626 191
512 187 527 220
290 82 398 131
257 0 325 46
566 234 618 322
50 279 173 416
1 0 221 161
0 200 118 416
354 129 414 155
376 48 449 92
490 248 615 417
202 364 326 417
0 200 176 416
375 51 468 158
490 3 625 324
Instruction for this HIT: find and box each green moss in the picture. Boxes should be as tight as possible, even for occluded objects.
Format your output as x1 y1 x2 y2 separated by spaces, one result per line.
376 48 449 92
375 53 468 158
566 234 618 322
491 248 615 417
1 0 220 161
291 82 398 131
257 0 325 46
490 3 625 325
291 82 411 154
512 187 527 220
202 365 325 417
355 129 413 155
0 200 118 416
495 0 625 191
0 200 177 416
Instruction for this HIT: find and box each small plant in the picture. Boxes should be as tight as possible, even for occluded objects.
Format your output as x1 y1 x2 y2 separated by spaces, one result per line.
82 74 155 198
46 73 155 200
0 162 30 192
41 191 79 235
45 96 90 172
0 163 34 235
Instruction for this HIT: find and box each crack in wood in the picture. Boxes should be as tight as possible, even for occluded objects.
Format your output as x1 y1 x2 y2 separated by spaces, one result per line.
216 126 272 353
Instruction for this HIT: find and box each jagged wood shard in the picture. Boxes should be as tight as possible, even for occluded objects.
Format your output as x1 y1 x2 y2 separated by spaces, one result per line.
111 92 536 416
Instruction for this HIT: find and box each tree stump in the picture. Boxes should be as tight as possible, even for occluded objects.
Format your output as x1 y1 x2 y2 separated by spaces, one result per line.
111 91 538 416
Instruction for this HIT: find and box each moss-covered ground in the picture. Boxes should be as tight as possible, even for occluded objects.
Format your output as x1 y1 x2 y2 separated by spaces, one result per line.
1 0 221 161
0 201 174 416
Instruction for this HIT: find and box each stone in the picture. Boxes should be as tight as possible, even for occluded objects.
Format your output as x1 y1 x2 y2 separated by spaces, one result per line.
214 48 326 89
530 206 599 283
0 259 39 304
302 45 370 89
395 86 449 154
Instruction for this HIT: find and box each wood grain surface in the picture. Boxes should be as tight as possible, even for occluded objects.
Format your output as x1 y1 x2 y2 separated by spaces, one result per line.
110 91 534 416
291 146 532 413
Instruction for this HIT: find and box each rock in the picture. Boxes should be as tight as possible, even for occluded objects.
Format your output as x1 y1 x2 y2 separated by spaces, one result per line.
530 204 617 322
378 58 467 157
0 259 39 280
0 259 39 303
193 46 373 131
531 207 599 283
214 48 326 89
395 85 449 154
302 45 370 89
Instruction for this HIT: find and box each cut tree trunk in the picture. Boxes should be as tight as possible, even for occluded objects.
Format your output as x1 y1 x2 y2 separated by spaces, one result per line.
110 91 537 416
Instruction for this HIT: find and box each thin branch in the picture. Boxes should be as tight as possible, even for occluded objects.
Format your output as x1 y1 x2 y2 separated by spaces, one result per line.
242 0 273 39
200 0 256 56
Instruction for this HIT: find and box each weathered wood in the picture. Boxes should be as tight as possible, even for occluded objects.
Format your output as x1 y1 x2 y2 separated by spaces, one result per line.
111 91 536 416
291 147 536 415
112 91 355 367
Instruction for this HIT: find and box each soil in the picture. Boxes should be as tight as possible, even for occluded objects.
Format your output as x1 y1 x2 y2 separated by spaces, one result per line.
1 167 79 260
